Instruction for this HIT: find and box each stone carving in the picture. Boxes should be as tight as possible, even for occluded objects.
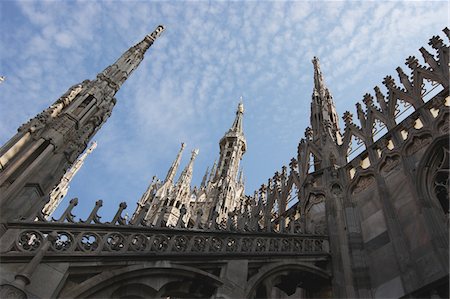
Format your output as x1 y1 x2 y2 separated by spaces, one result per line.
429 143 449 214
380 155 400 173
0 285 27 299
406 135 433 156
438 119 449 134
6 225 329 257
352 175 375 195
304 194 325 214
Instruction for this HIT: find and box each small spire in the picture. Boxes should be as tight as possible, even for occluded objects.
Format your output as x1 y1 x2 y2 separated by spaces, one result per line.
87 141 97 153
164 142 185 184
238 168 244 184
238 96 244 111
177 149 199 186
210 159 218 181
147 25 165 41
310 56 341 144
136 25 165 52
312 56 325 95
230 99 244 134
200 166 209 187
191 149 199 160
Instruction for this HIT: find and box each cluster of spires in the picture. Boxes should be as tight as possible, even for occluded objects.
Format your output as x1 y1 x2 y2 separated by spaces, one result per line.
36 26 448 230
131 99 247 227
38 25 339 224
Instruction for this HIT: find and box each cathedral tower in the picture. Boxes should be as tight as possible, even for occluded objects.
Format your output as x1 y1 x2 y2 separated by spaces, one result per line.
0 26 165 222
214 100 246 181
310 57 340 144
308 57 345 169
212 100 247 220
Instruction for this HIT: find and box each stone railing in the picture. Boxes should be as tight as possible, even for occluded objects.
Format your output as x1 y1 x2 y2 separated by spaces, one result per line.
0 221 329 259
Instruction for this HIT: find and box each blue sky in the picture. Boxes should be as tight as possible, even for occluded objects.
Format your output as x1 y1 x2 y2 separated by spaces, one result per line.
0 0 448 220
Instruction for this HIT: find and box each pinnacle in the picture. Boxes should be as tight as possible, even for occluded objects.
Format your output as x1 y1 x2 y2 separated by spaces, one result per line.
147 25 165 41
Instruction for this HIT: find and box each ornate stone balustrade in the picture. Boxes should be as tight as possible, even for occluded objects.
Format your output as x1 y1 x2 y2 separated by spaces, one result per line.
0 222 329 259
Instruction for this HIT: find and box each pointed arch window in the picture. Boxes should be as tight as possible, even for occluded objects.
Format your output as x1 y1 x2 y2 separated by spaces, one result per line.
423 139 449 215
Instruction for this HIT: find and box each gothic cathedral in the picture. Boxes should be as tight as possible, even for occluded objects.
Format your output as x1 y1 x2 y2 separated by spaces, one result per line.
0 25 448 299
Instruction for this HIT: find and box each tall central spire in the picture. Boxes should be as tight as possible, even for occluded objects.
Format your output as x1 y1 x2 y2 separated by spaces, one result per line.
0 26 165 222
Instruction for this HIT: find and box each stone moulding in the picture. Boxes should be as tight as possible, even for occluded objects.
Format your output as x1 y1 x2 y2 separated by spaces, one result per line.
1 222 329 259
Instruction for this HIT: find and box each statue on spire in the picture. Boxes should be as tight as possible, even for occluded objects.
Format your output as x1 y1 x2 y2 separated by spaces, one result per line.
228 100 245 135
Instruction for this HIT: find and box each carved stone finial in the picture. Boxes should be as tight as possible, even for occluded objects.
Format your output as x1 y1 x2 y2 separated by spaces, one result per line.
80 200 103 224
148 25 165 41
355 102 365 121
382 75 396 88
108 202 128 225
343 111 353 125
175 204 187 228
406 56 420 69
193 209 203 229
130 203 150 226
373 86 388 111
362 93 374 107
52 198 78 223
191 148 199 158
442 27 450 39
305 127 313 140
289 158 298 170
396 67 411 92
273 171 280 180
260 184 267 193
238 97 244 113
429 35 444 49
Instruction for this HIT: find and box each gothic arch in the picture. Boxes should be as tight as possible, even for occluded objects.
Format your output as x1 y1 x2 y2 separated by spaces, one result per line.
377 153 401 174
348 171 376 197
301 192 327 234
416 135 449 217
245 261 331 299
403 131 433 157
65 264 223 298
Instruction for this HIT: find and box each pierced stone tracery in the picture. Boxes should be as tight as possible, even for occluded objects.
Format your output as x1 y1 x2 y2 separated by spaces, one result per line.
427 142 449 215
